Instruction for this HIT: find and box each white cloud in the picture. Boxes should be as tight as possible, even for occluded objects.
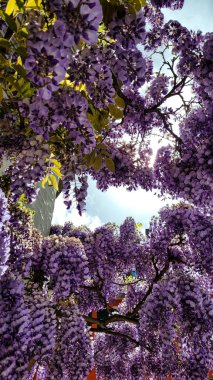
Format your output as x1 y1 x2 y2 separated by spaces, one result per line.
105 186 172 215
52 193 102 230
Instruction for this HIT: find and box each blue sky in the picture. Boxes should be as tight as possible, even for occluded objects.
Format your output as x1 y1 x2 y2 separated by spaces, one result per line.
52 0 213 230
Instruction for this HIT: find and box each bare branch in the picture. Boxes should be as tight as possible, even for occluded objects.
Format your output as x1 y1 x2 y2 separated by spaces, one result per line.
105 314 139 326
83 313 139 328
84 316 105 328
92 327 140 347
151 257 159 277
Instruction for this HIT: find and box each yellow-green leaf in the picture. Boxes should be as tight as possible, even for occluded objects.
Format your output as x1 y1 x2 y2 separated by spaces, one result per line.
18 193 27 203
5 0 16 15
7 75 22 92
41 175 48 189
21 82 35 98
51 159 61 168
105 157 115 173
129 0 147 12
98 23 106 33
140 0 147 6
15 46 27 58
0 11 17 32
74 82 87 92
51 166 63 179
135 0 142 11
0 38 11 50
12 63 27 78
25 0 41 9
0 53 8 66
136 222 143 228
49 174 58 191
114 96 125 109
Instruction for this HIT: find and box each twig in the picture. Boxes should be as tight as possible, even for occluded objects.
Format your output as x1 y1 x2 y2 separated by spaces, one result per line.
128 260 171 318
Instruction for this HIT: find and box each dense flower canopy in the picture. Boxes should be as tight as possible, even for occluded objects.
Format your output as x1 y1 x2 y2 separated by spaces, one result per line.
0 0 212 379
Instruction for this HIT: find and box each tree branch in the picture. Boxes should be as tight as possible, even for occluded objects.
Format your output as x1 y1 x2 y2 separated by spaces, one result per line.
151 257 159 277
128 260 171 318
154 109 182 145
92 327 140 347
145 76 187 114
84 316 105 328
105 314 139 326
83 313 139 327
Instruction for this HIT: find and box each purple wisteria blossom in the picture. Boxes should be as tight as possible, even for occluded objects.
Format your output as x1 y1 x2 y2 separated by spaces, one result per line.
109 10 146 49
51 0 103 46
111 45 146 89
24 26 70 98
25 89 96 152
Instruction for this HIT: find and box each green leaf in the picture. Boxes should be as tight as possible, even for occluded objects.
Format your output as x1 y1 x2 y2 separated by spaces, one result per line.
19 79 36 99
93 155 103 172
7 75 21 92
0 53 9 65
105 157 115 173
85 150 96 166
49 135 62 144
0 38 11 50
87 108 109 132
15 46 27 58
100 1 124 25
18 28 28 37
12 63 27 78
114 96 125 109
0 10 17 32
108 104 123 119
21 82 35 97
15 0 25 11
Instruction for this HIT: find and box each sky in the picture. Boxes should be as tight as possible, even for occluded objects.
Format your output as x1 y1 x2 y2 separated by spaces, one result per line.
52 0 213 231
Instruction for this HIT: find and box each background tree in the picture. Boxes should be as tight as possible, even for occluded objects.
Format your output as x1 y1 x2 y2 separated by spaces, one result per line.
0 0 212 379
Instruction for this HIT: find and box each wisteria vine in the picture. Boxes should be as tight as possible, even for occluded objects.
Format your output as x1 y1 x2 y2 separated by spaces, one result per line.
0 0 213 379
